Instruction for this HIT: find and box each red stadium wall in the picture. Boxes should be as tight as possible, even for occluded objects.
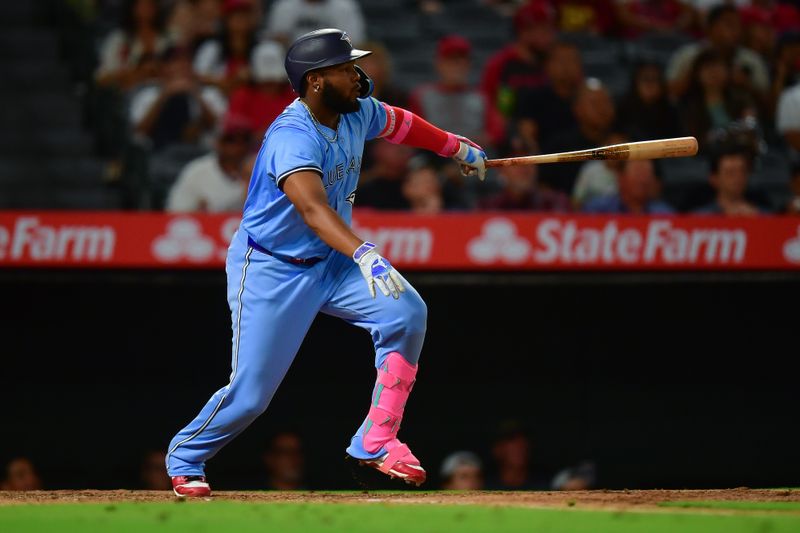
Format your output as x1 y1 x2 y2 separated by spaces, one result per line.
1 211 799 270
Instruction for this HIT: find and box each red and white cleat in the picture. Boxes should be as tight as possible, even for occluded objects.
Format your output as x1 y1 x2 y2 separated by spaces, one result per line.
171 476 212 498
358 442 426 486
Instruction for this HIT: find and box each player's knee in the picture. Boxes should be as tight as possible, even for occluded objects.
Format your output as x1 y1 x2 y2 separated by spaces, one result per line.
401 292 427 335
237 393 270 420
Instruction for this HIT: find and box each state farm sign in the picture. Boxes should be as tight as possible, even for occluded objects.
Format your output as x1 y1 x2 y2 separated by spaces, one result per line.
467 218 748 266
0 211 798 271
0 216 115 262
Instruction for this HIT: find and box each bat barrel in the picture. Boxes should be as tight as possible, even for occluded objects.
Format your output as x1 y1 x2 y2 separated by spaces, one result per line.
485 137 698 168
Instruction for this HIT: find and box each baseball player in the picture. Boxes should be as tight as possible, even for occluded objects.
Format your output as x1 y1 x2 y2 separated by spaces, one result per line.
167 28 487 497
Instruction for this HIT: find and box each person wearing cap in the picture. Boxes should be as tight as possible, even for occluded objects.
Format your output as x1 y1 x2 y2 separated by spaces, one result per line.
410 35 504 150
167 28 487 497
166 113 254 212
228 41 296 137
193 0 259 93
440 451 484 490
480 1 556 118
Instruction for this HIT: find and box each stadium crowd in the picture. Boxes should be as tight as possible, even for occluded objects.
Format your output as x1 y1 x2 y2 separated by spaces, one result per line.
49 0 800 215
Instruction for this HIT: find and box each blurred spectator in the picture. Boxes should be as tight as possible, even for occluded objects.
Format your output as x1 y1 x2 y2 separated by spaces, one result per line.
440 451 484 490
486 420 547 490
774 50 800 155
410 36 504 150
169 0 224 51
551 0 617 34
402 158 445 213
680 49 757 151
356 143 414 209
572 132 627 208
739 6 777 62
480 151 572 211
1 457 41 491
228 41 295 137
356 41 407 107
583 159 675 213
130 45 227 152
539 78 617 193
617 63 681 142
95 0 171 90
139 450 170 490
193 0 259 94
786 164 800 214
263 431 305 490
615 0 694 39
166 113 253 212
481 1 555 118
769 32 800 121
693 146 766 214
266 0 366 46
514 41 584 150
666 5 769 99
551 461 597 491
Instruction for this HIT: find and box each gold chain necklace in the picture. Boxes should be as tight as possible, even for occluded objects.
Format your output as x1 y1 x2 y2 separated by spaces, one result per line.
299 100 339 143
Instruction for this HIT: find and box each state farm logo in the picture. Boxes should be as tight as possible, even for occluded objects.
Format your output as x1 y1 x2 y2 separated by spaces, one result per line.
152 218 216 262
0 216 115 262
784 227 800 263
464 217 750 265
468 218 530 264
152 216 240 262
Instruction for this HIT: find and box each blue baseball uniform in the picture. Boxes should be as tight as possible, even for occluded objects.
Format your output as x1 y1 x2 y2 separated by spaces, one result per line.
166 97 428 476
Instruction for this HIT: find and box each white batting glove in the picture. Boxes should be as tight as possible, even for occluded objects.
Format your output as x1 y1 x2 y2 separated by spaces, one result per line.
353 241 406 299
452 136 487 181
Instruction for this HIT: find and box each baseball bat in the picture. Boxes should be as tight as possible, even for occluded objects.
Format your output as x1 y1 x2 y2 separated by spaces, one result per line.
485 137 698 168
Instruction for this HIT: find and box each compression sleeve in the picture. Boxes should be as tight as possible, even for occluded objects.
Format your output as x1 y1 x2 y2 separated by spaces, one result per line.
376 103 461 157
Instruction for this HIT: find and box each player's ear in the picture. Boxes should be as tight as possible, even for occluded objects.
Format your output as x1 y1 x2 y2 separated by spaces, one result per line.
306 71 322 95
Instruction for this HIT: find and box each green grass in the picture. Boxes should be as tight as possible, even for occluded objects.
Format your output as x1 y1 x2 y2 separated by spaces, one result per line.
660 501 800 512
2 501 800 533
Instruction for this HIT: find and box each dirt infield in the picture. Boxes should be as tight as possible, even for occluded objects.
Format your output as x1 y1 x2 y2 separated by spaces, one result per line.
2 488 798 511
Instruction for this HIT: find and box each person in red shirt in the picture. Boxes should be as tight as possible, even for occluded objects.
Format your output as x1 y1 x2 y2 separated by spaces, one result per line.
480 1 555 118
228 41 296 137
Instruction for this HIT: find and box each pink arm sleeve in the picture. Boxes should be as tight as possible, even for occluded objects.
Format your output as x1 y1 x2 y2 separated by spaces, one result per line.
377 103 460 157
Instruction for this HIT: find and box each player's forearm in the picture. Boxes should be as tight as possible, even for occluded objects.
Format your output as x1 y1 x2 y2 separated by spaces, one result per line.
379 105 460 157
297 202 363 257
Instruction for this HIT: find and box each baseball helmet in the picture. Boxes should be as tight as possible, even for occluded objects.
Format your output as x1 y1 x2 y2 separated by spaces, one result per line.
284 28 372 94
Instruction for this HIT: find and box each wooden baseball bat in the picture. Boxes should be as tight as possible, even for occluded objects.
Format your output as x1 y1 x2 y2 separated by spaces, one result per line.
485 137 698 168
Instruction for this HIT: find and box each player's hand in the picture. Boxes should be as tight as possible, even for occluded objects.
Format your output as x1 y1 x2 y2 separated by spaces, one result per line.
353 241 405 299
452 136 487 180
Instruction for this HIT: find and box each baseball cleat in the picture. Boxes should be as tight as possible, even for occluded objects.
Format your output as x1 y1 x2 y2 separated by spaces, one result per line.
357 442 427 486
171 476 212 498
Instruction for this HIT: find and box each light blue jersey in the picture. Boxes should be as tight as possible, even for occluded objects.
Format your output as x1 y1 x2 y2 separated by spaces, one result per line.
241 97 388 259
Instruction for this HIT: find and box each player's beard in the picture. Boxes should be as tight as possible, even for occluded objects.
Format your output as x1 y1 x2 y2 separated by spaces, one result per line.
321 83 360 114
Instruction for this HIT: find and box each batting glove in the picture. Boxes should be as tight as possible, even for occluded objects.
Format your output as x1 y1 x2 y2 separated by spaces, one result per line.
452 136 487 181
354 241 405 299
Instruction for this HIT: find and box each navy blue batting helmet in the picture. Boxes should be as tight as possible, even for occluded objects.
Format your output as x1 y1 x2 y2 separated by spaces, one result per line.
284 28 371 94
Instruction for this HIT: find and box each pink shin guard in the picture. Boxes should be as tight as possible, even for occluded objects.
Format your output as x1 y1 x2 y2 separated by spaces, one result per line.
362 352 418 454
